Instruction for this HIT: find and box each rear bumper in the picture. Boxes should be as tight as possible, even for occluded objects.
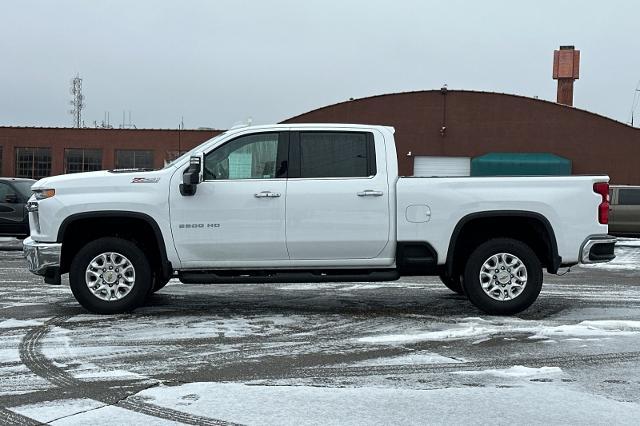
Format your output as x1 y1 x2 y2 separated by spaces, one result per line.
23 237 62 284
580 235 616 264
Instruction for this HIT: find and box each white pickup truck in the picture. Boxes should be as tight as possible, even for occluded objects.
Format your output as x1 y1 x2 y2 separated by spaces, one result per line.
23 124 615 315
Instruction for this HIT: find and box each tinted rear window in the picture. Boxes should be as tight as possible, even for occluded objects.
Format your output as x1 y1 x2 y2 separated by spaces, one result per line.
299 132 375 178
618 189 640 205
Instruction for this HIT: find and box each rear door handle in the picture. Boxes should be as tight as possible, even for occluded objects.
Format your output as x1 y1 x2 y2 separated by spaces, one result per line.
254 191 281 198
357 190 384 197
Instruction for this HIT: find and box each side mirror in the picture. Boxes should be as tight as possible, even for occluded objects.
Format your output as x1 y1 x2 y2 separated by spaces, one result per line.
4 193 19 203
180 155 202 196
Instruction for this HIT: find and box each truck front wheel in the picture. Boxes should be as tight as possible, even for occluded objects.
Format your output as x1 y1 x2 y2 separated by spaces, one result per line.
438 273 464 295
69 237 152 314
462 238 542 315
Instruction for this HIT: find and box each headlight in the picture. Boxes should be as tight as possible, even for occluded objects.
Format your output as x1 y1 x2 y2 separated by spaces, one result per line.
33 189 56 200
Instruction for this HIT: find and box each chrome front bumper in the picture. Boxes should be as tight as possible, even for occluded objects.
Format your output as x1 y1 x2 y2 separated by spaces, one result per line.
580 235 617 264
23 237 62 276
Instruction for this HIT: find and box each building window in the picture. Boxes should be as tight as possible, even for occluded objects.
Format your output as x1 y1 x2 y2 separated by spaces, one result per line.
15 147 52 179
115 150 154 169
64 149 103 174
0 145 3 175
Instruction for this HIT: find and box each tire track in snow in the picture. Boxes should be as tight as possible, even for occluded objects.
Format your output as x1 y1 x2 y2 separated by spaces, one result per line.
17 315 237 426
19 315 76 388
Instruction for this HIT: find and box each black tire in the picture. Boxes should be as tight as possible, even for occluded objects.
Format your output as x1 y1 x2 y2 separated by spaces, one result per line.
438 273 464 295
462 238 542 315
69 237 152 314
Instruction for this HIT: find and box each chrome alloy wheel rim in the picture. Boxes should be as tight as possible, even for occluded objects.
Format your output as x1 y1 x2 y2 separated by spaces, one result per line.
85 252 136 301
479 252 527 301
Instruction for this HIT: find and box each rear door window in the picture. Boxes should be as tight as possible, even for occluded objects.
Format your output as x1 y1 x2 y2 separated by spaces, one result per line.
296 132 376 178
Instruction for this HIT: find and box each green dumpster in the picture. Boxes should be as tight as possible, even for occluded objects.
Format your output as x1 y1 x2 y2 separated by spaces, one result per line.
471 153 571 176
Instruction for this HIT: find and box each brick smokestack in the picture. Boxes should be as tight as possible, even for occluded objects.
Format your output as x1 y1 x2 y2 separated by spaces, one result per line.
553 45 580 106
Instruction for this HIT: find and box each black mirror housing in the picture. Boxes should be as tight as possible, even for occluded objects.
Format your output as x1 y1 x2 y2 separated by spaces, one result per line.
180 156 202 196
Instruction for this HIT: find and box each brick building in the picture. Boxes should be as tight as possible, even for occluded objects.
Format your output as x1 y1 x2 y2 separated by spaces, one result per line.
0 127 221 179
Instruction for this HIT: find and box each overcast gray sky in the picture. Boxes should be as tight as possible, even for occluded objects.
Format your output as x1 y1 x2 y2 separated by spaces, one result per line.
1 0 638 129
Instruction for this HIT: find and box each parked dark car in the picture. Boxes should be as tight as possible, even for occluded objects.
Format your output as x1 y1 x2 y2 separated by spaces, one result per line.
0 177 35 238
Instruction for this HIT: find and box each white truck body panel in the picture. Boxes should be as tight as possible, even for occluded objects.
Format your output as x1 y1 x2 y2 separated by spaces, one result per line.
27 123 608 272
396 176 607 265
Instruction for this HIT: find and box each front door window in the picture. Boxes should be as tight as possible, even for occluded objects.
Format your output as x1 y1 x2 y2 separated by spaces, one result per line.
204 133 284 181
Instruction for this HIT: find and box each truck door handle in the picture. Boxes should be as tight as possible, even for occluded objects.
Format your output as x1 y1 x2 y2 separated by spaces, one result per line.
357 190 384 197
254 191 281 198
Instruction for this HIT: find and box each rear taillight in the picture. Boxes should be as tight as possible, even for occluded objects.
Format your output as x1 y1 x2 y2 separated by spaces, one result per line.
593 182 609 224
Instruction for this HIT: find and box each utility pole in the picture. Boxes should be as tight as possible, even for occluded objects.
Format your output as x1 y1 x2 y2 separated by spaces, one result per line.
69 75 85 128
178 116 184 155
631 81 640 127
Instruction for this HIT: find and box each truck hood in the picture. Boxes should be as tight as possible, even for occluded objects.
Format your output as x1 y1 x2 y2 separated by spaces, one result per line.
32 169 169 191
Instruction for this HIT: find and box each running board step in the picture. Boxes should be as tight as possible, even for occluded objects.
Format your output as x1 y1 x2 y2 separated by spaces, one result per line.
178 269 400 284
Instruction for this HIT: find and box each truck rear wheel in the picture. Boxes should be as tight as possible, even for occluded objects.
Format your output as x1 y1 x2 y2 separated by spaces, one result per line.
69 237 152 314
462 238 542 315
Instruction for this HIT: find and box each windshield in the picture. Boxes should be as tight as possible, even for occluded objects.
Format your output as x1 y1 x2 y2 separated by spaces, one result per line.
163 131 228 169
11 181 35 198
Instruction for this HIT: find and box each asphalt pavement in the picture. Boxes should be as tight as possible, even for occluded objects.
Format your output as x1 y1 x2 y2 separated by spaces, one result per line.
1 242 640 425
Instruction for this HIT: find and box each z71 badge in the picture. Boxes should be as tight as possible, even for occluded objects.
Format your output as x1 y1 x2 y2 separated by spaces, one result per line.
131 177 160 183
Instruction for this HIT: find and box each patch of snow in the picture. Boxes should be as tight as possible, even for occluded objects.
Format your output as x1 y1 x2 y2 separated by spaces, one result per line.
0 348 21 364
615 238 640 247
49 404 177 425
0 302 39 308
357 318 499 344
0 318 46 328
530 320 640 339
358 318 640 345
358 326 493 344
10 398 106 423
73 368 146 380
453 366 562 378
64 314 120 323
277 283 341 291
349 352 463 367
136 382 640 425
338 284 388 291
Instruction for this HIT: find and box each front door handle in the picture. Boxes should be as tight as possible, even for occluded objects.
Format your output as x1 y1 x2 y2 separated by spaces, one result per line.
357 190 384 197
255 191 281 198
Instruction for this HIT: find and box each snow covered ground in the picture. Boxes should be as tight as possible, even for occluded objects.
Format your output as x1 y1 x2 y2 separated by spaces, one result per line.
1 241 639 424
